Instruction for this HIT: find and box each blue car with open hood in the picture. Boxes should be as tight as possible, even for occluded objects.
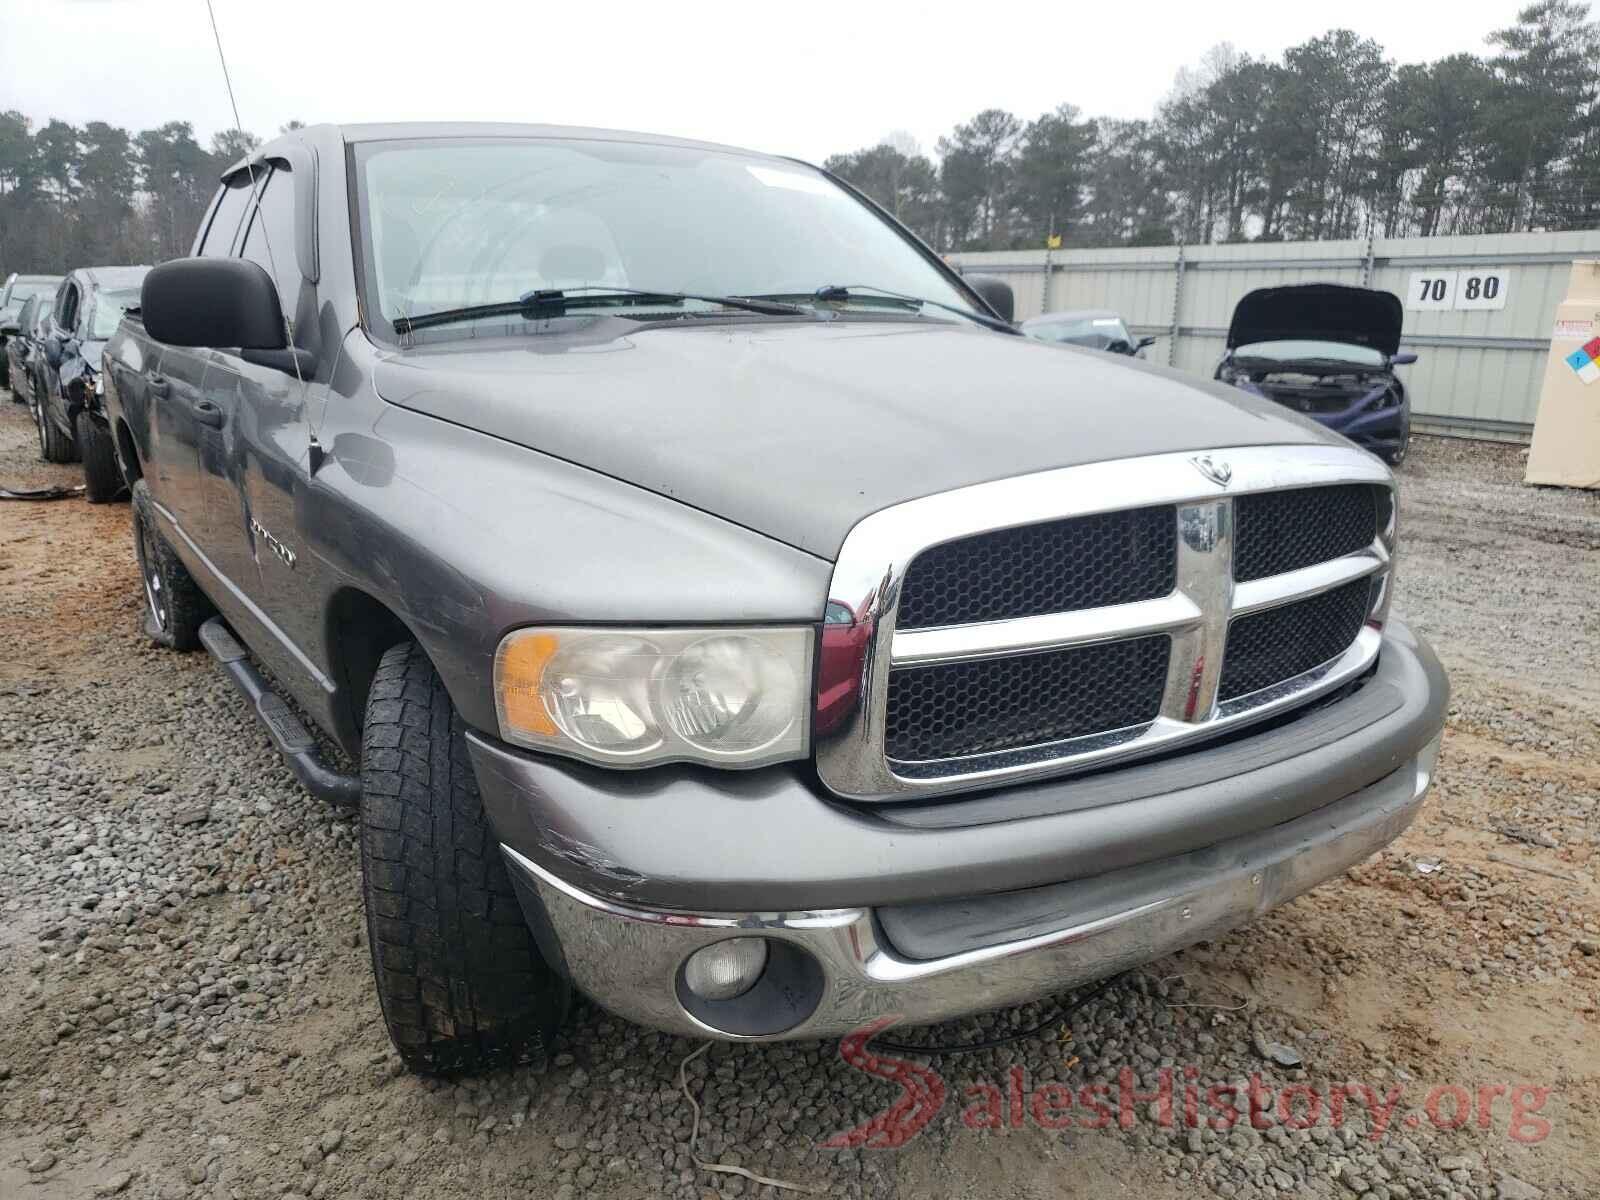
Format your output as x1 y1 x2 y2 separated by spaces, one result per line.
1215 284 1415 465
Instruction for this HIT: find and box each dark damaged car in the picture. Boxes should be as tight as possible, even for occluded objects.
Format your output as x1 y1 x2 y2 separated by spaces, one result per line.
1215 284 1416 465
5 293 53 410
1 272 62 392
35 266 148 497
103 123 1447 1076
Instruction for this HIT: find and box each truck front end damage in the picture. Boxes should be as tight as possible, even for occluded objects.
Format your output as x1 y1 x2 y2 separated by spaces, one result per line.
1229 367 1406 459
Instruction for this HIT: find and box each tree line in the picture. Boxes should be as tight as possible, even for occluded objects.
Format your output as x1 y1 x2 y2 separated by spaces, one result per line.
0 119 298 274
1 1 1595 274
825 0 1600 250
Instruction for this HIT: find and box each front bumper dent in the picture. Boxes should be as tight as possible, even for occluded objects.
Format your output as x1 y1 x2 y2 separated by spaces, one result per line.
501 747 1436 1040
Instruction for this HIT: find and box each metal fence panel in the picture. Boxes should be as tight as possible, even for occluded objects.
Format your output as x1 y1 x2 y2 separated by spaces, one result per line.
952 229 1600 441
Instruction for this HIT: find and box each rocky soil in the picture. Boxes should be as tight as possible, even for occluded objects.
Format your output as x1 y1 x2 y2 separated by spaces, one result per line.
0 399 1595 1200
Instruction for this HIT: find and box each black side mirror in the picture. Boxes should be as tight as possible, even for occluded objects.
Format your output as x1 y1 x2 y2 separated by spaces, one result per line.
1390 351 1417 366
43 334 63 368
1135 335 1158 352
965 274 1015 324
142 258 287 351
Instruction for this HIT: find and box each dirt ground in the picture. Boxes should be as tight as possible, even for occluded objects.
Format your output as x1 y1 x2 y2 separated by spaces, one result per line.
0 393 1596 1200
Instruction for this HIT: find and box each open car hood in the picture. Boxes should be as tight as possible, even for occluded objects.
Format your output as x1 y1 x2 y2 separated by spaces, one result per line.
1226 284 1403 358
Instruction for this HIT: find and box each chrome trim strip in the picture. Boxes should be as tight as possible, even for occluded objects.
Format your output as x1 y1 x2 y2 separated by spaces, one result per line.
815 444 1396 801
1231 545 1388 616
1213 628 1380 718
888 719 1153 774
890 593 1202 666
1162 499 1233 723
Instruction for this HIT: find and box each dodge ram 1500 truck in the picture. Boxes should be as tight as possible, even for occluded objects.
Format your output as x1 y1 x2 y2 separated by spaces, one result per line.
102 122 1448 1076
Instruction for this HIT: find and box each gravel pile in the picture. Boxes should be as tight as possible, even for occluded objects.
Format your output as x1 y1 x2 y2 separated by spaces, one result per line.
1 399 1593 1200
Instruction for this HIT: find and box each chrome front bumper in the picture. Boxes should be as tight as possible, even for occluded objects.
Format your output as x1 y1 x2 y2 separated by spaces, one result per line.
502 738 1438 1041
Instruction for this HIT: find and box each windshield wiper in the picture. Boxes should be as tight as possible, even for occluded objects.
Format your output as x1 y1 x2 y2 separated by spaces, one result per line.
391 287 809 335
747 284 1017 333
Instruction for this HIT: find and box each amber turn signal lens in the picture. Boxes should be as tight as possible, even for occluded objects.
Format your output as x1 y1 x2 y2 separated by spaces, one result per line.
495 632 560 737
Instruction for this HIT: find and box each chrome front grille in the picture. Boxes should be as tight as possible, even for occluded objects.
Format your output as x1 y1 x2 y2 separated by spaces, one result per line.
1233 484 1378 582
1217 576 1374 702
896 506 1176 628
816 445 1396 801
885 635 1172 761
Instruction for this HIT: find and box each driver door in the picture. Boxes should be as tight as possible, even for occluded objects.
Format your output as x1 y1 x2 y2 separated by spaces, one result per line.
42 279 81 438
144 175 256 562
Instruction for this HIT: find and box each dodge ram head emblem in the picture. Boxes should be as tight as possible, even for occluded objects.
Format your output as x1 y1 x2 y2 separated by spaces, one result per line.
1191 455 1233 486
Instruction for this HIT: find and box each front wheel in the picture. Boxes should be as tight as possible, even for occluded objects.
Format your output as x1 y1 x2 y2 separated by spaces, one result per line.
37 395 76 463
77 411 125 502
359 641 571 1074
131 480 211 650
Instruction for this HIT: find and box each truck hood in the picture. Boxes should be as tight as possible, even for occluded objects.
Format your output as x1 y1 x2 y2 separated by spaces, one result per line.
371 318 1341 560
1226 284 1403 357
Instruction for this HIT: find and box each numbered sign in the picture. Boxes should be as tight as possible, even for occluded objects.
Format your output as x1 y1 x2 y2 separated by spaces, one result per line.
1406 271 1457 310
1404 267 1510 311
1456 269 1507 310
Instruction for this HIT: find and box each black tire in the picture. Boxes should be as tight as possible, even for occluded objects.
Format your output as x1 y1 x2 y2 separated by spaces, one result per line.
38 396 76 464
77 411 125 502
131 480 211 650
359 642 570 1075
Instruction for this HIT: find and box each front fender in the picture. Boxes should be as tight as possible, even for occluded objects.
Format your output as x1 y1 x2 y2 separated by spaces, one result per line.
299 385 834 738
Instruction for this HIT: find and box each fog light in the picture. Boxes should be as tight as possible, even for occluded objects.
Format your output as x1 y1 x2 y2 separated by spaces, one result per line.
683 938 769 1001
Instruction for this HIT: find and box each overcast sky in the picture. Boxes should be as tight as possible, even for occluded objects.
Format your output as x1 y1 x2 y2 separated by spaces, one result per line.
2 0 1518 163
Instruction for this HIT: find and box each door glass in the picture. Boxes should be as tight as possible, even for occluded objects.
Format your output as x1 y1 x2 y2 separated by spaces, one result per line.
200 177 257 257
237 168 301 318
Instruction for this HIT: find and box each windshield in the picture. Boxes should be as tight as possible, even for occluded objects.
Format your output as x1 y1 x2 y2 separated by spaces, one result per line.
352 137 979 338
1024 315 1133 351
3 281 52 313
87 288 140 340
1233 339 1385 368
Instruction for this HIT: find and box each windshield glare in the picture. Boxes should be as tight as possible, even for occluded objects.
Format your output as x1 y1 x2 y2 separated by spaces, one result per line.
1234 339 1385 368
88 288 140 340
354 138 978 335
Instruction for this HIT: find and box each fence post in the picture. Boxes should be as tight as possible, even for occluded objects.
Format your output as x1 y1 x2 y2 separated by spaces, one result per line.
1168 244 1186 368
1361 213 1376 287
1041 242 1054 312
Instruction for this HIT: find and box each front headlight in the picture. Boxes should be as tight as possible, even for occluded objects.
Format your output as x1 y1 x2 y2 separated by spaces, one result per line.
494 626 813 769
93 374 104 396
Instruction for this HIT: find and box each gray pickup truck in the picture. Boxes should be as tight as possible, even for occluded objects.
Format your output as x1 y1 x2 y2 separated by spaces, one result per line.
102 122 1447 1075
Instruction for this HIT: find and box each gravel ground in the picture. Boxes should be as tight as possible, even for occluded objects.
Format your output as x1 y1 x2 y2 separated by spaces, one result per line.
1 399 1596 1200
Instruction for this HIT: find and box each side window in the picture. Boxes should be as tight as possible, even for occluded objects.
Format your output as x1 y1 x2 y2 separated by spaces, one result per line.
237 167 301 318
55 282 79 332
198 177 256 258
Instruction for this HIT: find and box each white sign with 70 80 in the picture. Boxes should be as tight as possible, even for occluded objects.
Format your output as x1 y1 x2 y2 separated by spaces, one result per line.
1405 269 1508 311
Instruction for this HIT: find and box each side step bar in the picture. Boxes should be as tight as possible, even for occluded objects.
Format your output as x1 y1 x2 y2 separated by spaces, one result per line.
199 617 362 807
